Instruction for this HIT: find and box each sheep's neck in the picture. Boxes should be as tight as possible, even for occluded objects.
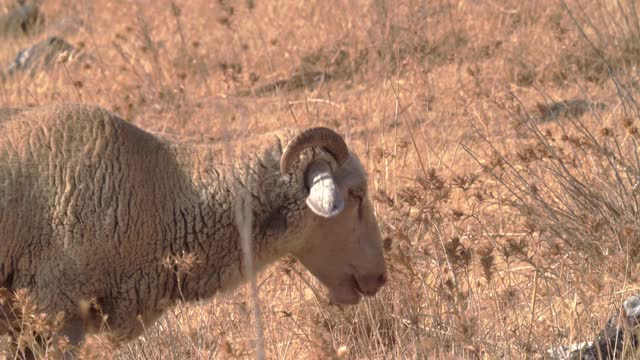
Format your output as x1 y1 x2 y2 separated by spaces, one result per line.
163 144 299 303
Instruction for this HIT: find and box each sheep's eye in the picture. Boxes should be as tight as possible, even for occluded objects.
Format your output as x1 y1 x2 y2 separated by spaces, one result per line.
349 190 365 218
349 190 364 203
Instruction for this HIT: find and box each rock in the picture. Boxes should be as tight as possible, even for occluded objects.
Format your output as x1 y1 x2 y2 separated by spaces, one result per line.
535 98 607 123
568 295 640 359
234 71 331 97
0 4 44 37
548 342 593 360
48 15 83 36
5 36 86 78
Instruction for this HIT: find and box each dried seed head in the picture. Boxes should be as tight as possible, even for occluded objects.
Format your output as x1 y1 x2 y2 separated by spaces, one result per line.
599 127 613 137
170 2 182 17
383 237 393 251
336 345 348 358
57 51 70 64
478 245 495 282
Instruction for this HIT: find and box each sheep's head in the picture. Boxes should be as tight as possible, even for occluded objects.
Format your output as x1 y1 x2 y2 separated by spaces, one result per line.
281 128 387 305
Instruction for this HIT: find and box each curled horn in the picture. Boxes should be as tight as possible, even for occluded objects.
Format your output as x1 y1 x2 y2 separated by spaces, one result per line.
280 127 349 174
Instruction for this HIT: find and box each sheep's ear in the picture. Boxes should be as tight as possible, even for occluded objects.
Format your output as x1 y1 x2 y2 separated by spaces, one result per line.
305 160 344 218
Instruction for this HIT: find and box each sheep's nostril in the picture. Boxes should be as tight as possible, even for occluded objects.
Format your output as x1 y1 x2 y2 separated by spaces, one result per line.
355 273 387 296
377 273 387 287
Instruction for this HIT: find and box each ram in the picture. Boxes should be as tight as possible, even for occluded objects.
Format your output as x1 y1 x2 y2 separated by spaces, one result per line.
0 103 387 356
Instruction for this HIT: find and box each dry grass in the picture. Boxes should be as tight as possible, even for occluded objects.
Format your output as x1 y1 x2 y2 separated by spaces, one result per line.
2 0 640 358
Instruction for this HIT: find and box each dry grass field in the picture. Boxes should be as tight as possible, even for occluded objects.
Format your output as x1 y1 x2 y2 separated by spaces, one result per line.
2 0 640 358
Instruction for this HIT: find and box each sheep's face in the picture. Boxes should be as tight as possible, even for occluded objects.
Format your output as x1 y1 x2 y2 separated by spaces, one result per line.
292 155 387 305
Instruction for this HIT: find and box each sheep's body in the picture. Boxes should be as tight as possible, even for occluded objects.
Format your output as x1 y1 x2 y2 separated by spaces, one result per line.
0 103 318 342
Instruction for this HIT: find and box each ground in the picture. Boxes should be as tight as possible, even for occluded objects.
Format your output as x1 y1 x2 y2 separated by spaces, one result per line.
1 0 640 359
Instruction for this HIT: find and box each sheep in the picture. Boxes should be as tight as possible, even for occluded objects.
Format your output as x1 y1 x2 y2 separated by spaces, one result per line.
0 103 388 356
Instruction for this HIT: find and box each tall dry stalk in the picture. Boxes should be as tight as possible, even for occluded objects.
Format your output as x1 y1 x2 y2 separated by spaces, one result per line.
234 169 266 360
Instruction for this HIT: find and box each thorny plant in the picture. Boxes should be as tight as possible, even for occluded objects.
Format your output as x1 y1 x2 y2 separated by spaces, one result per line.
3 0 640 359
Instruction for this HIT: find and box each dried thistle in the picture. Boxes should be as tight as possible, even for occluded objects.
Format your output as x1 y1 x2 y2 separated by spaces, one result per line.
478 244 495 282
170 1 182 17
383 237 393 252
162 251 200 276
452 312 478 346
599 127 613 137
452 173 478 191
444 236 472 269
57 51 70 64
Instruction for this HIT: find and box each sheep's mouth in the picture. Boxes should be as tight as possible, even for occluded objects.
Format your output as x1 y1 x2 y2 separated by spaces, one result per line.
351 275 366 295
327 276 363 305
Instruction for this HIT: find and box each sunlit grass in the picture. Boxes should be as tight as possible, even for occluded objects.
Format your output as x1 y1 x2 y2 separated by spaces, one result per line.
1 0 640 358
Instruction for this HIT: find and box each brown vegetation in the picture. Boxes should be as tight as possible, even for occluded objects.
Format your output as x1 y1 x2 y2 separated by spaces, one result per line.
1 0 640 358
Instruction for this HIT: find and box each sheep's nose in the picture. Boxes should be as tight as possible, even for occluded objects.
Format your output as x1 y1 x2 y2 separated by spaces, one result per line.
356 273 387 296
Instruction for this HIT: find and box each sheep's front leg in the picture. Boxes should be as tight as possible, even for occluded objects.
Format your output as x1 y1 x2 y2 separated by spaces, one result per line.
58 317 86 358
12 318 84 360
